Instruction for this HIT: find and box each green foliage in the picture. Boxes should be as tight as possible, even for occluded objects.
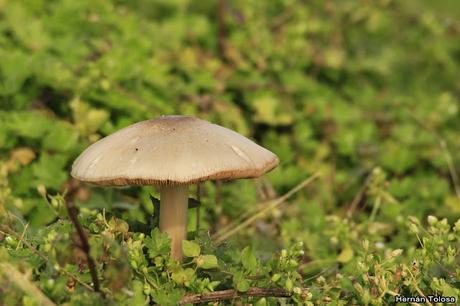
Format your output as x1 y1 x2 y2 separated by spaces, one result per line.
1 0 460 304
182 240 200 258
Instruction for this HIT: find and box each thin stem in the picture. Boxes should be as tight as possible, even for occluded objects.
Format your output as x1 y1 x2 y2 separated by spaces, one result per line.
369 196 381 222
16 222 29 250
159 185 189 260
346 168 374 218
65 201 101 294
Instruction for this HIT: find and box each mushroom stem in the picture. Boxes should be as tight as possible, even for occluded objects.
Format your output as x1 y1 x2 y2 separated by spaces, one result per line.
159 185 189 260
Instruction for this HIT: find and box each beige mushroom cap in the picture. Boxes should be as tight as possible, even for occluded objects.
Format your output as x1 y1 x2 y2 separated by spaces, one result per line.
71 115 279 185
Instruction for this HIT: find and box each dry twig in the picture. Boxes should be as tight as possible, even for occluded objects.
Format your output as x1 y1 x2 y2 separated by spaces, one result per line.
65 201 101 294
179 287 293 305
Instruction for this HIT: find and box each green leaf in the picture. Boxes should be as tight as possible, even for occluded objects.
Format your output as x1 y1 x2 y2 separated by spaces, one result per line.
42 123 78 152
31 153 68 189
236 279 250 292
337 247 354 263
285 278 293 291
7 111 52 139
70 98 110 136
151 290 183 306
108 217 129 235
182 240 201 257
241 247 258 274
0 51 32 96
252 94 292 125
255 298 267 306
380 141 417 174
130 280 147 306
28 200 57 226
207 280 221 291
196 255 218 269
233 272 250 292
171 268 195 285
144 228 171 258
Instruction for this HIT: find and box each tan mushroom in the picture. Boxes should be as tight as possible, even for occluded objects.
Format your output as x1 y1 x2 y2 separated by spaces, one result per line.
71 115 279 260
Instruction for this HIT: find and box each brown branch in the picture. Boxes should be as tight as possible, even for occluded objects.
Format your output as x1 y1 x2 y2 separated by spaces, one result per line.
179 287 293 305
65 201 101 294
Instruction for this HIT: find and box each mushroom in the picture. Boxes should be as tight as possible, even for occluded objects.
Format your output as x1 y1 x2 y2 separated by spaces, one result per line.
71 115 279 260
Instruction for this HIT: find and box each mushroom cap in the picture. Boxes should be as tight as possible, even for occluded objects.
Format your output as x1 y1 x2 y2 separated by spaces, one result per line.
71 115 279 186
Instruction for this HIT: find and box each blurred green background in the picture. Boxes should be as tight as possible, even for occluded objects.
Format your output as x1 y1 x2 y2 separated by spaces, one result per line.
1 0 460 304
2 0 460 229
